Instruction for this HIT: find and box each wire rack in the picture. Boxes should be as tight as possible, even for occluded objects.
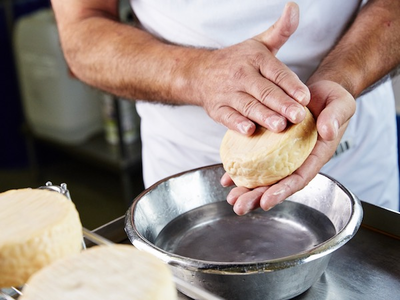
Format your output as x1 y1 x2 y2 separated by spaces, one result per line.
0 183 223 300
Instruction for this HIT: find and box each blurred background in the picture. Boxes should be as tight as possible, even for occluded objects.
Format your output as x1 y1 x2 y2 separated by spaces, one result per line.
0 0 144 229
1 0 400 229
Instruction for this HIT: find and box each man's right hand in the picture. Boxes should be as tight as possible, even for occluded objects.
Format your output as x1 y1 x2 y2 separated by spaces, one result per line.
187 2 310 136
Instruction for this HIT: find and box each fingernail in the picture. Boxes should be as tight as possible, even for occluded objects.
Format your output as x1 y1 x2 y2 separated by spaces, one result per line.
234 203 251 216
242 207 251 215
332 119 339 138
294 90 309 105
238 121 253 134
288 3 299 25
266 116 285 131
288 106 305 123
272 188 286 196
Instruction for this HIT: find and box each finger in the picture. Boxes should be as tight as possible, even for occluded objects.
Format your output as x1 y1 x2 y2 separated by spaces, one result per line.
259 172 305 211
229 92 288 131
316 100 354 142
254 2 300 55
309 81 356 141
252 2 310 107
258 135 336 210
243 71 307 125
259 59 310 107
226 186 250 205
215 106 256 135
232 187 269 215
258 157 319 211
220 172 234 187
215 95 288 134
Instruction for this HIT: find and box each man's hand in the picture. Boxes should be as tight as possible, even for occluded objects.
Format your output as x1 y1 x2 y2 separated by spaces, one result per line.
221 80 356 215
191 2 310 136
52 1 309 136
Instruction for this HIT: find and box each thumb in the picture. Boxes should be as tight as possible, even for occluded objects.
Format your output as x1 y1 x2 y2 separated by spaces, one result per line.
254 2 300 55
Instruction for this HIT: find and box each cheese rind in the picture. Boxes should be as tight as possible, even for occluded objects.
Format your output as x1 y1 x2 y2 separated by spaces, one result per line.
0 188 82 288
220 107 318 188
19 245 177 300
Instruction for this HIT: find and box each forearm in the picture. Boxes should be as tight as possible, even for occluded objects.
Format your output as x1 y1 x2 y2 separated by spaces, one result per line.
52 1 206 105
308 0 400 98
52 1 312 135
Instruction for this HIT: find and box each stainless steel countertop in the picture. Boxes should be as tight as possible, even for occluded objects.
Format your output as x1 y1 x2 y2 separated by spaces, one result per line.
293 208 400 299
92 201 400 300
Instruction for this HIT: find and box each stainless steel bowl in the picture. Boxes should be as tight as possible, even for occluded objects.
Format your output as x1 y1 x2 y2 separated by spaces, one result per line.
125 164 363 300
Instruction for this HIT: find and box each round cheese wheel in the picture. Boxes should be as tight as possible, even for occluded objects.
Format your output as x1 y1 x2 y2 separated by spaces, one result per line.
19 245 177 300
220 107 317 188
0 188 83 288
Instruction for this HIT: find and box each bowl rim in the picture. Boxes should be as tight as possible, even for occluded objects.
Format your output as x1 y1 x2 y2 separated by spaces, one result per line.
124 164 363 275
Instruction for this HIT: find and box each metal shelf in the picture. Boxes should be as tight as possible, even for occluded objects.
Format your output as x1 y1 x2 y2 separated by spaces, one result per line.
23 124 143 206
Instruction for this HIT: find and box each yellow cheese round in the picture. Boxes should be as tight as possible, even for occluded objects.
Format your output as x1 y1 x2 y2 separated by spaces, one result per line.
19 245 177 300
220 107 317 188
0 188 83 288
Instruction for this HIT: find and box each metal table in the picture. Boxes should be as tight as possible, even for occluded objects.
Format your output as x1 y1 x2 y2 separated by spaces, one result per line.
91 201 400 300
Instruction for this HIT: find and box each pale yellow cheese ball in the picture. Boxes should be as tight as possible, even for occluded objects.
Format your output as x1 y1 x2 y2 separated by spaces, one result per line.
19 245 178 300
220 107 317 188
0 188 83 288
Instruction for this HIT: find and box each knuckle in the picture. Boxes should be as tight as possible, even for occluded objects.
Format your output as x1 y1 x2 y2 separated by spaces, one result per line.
250 51 267 68
220 108 237 125
240 99 259 117
280 102 298 116
232 65 248 82
258 85 275 104
272 68 290 85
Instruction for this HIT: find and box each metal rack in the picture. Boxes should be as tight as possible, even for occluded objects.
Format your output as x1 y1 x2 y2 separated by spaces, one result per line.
0 228 222 300
0 182 222 300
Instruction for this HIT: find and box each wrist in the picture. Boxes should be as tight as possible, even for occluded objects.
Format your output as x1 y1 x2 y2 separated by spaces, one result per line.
169 47 215 107
307 65 362 99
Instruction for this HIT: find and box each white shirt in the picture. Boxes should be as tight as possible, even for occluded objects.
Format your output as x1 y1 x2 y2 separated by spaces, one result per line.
130 0 399 211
